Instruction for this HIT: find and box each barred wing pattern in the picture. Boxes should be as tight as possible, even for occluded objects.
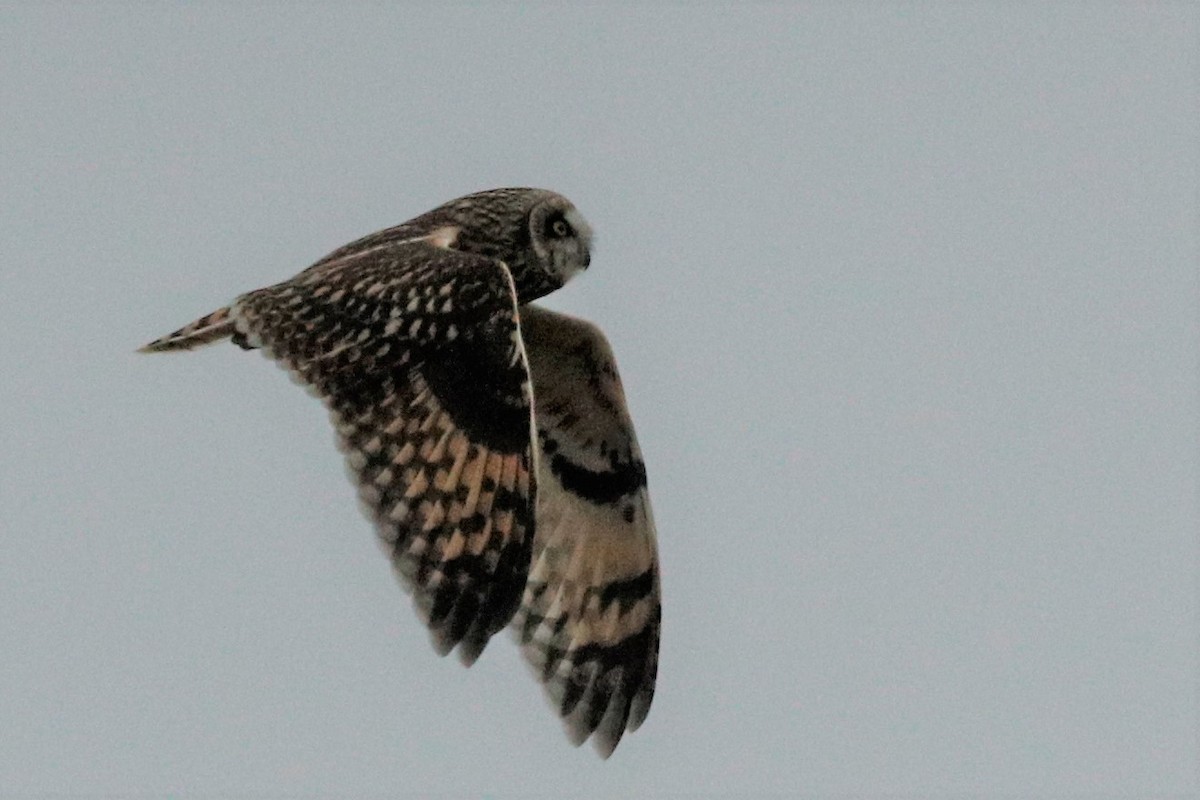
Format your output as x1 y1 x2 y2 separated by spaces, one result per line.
232 241 536 662
514 305 661 757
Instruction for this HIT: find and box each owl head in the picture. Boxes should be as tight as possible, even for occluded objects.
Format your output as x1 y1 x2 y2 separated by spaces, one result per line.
428 188 593 302
524 192 593 286
310 187 594 304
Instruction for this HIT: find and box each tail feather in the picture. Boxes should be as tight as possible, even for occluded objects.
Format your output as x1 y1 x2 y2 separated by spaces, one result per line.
139 306 235 353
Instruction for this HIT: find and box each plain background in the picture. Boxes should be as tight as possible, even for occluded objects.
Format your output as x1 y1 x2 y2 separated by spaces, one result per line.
1 3 1196 797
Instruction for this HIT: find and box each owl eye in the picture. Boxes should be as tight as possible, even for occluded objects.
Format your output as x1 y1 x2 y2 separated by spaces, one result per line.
546 216 572 239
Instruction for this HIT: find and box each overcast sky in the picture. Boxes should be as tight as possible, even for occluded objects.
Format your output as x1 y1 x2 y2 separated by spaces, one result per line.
1 3 1196 797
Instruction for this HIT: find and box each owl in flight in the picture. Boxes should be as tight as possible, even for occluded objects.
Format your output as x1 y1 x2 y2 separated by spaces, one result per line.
141 188 659 756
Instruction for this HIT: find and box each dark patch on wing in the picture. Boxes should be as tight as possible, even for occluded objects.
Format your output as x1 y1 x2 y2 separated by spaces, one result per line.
558 620 659 725
548 451 647 505
422 344 531 455
597 566 657 612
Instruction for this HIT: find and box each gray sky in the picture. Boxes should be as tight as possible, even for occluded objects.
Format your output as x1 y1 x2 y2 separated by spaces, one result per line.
1 3 1196 796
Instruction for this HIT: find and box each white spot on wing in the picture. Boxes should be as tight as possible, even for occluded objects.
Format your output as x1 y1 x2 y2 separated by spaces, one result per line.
426 225 461 249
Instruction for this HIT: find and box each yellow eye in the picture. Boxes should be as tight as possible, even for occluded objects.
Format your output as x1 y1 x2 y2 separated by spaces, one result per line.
548 217 571 238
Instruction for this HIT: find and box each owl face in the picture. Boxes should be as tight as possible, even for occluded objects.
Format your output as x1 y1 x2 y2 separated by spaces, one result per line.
526 195 593 289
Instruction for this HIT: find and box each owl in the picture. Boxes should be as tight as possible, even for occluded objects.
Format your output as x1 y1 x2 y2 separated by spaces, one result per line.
141 188 660 757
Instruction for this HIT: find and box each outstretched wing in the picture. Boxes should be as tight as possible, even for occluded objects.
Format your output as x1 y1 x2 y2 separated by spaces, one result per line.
232 240 536 663
513 305 661 757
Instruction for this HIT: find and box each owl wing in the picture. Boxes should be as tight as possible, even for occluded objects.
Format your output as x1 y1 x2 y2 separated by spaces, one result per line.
232 239 536 663
513 304 661 757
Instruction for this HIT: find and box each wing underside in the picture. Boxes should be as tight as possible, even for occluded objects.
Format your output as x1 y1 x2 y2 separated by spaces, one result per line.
515 304 661 756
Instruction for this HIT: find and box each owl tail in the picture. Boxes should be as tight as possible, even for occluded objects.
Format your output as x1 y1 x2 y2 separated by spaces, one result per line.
138 306 235 353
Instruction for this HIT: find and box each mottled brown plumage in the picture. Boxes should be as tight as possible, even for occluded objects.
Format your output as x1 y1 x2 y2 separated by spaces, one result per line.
141 188 659 756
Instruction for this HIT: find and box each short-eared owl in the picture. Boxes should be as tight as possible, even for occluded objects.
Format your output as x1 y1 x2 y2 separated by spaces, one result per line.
141 188 660 757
